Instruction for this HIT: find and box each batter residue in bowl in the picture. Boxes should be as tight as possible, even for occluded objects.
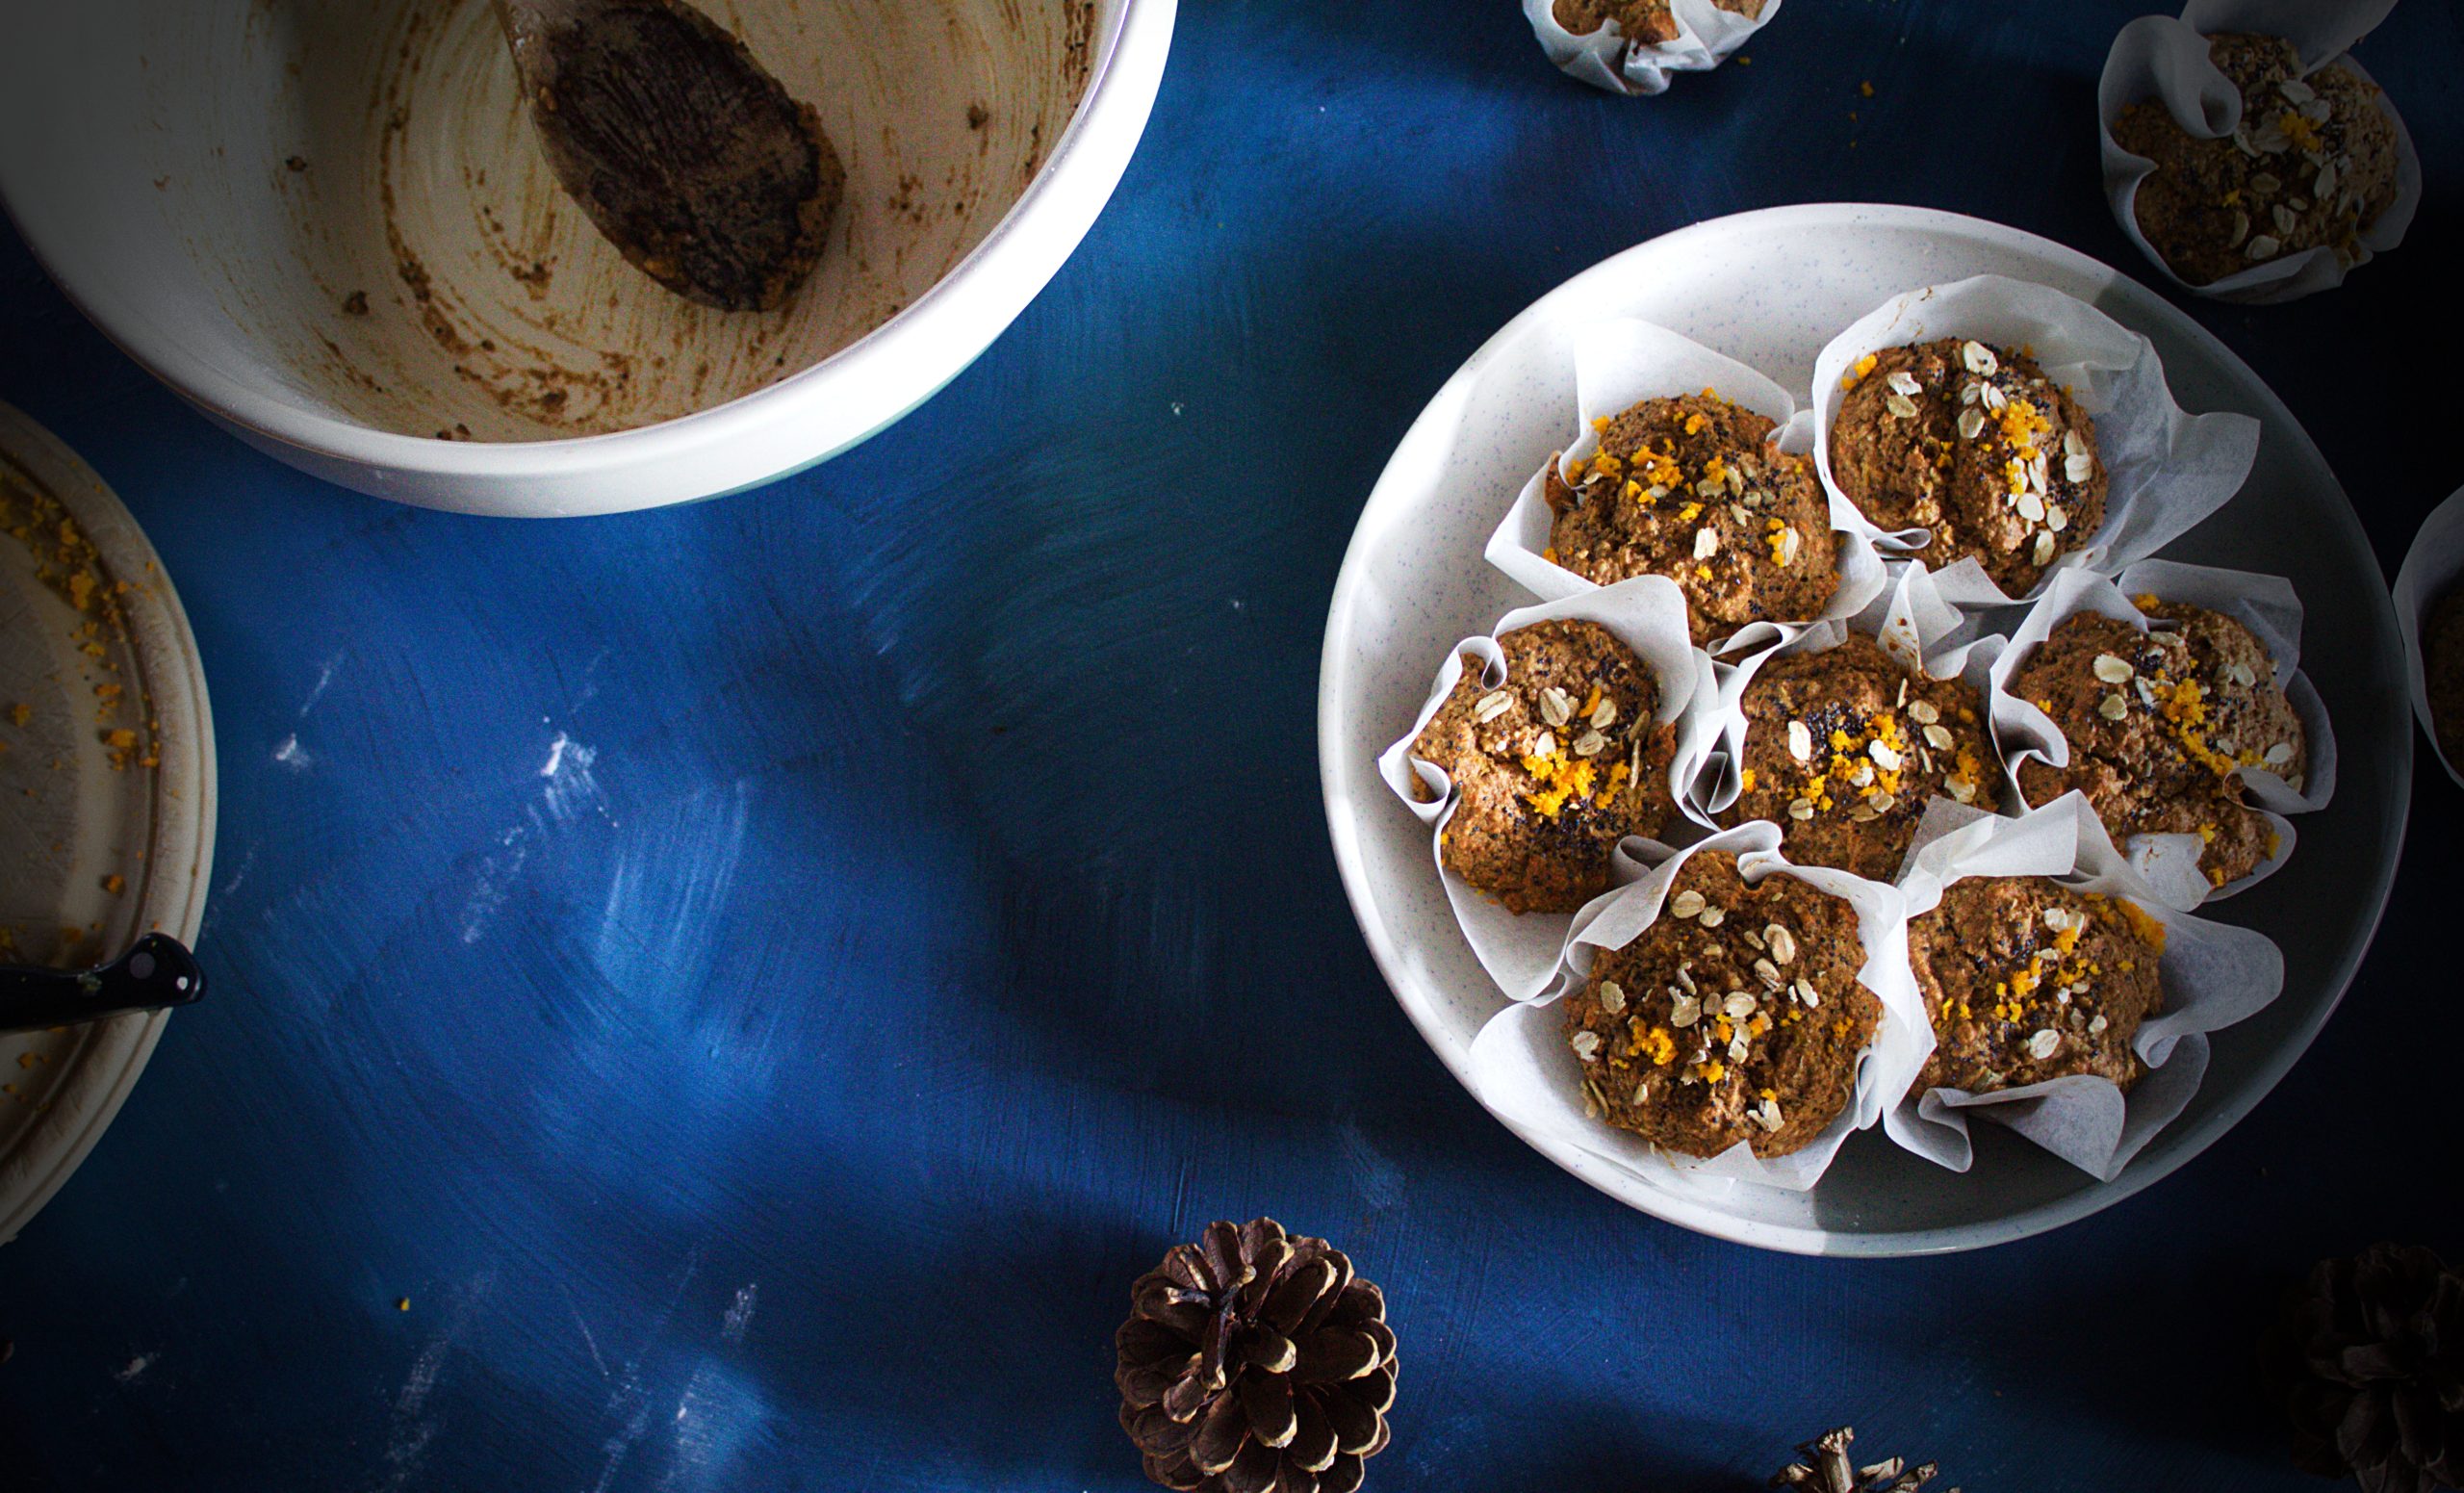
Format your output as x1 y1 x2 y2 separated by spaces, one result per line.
261 0 1097 441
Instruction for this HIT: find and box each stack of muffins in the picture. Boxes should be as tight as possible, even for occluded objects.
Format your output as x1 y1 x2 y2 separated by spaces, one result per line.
1391 285 2320 1178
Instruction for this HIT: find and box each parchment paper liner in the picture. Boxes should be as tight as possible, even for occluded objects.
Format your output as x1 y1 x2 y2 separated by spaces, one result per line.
1810 275 2262 609
2391 482 2464 790
1379 577 1719 1003
1684 562 2006 877
1883 794 2285 1181
1524 0 1781 97
1465 820 1922 1194
1487 318 1889 652
2098 1 2420 304
1988 560 2336 911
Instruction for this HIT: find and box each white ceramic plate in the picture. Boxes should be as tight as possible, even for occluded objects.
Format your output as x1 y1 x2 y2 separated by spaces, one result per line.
0 402 215 1243
1318 204 2409 1256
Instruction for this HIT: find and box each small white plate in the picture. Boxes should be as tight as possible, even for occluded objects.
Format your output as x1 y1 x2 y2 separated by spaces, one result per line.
1318 204 2408 1256
0 401 215 1243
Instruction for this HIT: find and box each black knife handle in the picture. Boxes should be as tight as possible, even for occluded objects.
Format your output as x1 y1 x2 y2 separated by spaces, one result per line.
0 934 207 1033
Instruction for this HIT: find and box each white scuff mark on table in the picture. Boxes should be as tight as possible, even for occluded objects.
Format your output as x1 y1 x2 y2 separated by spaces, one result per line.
393 1335 448 1421
460 729 610 944
1338 1120 1405 1211
272 733 314 772
201 844 260 936
539 732 601 823
458 822 531 946
374 1272 495 1493
297 650 345 718
658 1364 731 1492
570 646 612 709
656 1286 766 1492
589 1243 705 1493
592 780 749 991
560 1280 612 1380
720 1283 758 1345
592 1370 659 1493
216 845 257 898
113 1351 156 1385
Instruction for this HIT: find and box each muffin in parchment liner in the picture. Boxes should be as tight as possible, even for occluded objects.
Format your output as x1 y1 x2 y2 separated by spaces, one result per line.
1379 577 1719 1002
2098 0 2419 304
1810 275 2260 609
1884 795 2283 1181
1525 0 1780 97
1689 561 2007 885
2391 482 2464 790
1466 819 1925 1194
1486 318 1888 650
1989 560 2335 911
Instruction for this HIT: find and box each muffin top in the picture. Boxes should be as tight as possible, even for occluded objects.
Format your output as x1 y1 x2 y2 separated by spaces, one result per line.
2012 600 2305 890
1544 391 1839 644
1560 849 1879 1160
1717 633 2000 882
1912 876 2166 1095
1830 339 2106 596
2110 33 2402 287
1408 619 1677 915
1553 0 1763 44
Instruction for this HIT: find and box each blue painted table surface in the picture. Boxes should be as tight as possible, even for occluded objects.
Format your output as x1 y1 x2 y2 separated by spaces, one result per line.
3 2 2460 1488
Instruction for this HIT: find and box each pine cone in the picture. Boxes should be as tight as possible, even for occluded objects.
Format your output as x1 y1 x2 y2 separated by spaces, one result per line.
1115 1219 1398 1493
1771 1426 1952 1492
2264 1243 2464 1493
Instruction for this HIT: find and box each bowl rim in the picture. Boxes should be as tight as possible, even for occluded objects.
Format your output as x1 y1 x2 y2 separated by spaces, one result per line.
1316 201 2410 1257
0 0 1169 478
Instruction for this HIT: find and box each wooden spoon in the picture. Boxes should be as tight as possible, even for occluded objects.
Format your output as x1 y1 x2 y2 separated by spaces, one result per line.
491 0 845 313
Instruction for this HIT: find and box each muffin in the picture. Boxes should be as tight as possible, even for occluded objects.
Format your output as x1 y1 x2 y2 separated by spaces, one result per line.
2111 34 2402 287
1717 633 1999 882
1544 391 1838 644
1553 0 1763 45
1831 339 2107 596
1409 619 1679 914
1559 850 1878 1158
1911 877 2166 1094
2425 586 2464 767
2011 600 2307 889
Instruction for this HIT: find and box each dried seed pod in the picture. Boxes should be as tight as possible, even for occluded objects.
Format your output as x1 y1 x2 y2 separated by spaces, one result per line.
1768 1425 1948 1492
1116 1219 1399 1493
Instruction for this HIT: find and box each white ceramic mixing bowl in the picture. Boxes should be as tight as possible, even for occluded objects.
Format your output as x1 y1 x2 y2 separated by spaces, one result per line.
0 0 1174 516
